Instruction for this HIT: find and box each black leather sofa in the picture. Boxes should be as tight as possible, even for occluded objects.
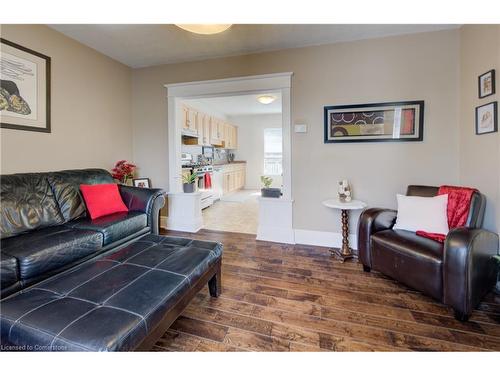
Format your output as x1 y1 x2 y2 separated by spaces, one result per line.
0 169 165 297
358 185 499 321
0 169 223 351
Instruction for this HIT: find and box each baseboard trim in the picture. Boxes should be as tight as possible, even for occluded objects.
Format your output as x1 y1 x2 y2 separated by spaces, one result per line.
161 214 357 249
294 229 358 250
166 216 203 233
257 226 295 244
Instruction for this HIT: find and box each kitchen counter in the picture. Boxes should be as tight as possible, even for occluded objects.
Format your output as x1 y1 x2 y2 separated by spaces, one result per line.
213 161 246 166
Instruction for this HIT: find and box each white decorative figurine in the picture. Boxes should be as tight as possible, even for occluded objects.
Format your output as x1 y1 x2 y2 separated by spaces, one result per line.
338 179 352 203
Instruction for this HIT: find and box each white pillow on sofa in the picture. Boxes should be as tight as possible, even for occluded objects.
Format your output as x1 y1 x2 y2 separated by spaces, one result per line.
393 194 449 235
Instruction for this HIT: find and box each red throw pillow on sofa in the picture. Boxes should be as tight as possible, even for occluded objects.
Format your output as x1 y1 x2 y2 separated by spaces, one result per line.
80 183 128 220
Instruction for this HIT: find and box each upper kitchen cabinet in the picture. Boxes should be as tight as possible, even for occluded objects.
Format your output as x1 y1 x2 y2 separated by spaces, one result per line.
201 113 211 146
181 105 198 136
223 123 238 149
210 117 223 146
193 112 207 146
181 103 238 149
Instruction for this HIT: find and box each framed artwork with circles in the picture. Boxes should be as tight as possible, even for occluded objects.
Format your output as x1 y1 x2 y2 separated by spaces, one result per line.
324 101 424 143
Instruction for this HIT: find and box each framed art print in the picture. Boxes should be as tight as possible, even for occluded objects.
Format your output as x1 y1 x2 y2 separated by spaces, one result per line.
133 178 151 188
324 101 424 143
0 38 51 133
478 69 495 99
475 101 497 135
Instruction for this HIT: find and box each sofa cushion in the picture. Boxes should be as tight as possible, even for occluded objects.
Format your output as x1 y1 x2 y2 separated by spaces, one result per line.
0 173 65 239
46 169 114 222
1 226 103 280
80 183 128 220
0 234 223 351
371 229 443 300
1 252 19 289
65 211 148 246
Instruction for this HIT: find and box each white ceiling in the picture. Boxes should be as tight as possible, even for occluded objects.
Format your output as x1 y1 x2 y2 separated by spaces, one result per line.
185 93 282 117
49 24 459 68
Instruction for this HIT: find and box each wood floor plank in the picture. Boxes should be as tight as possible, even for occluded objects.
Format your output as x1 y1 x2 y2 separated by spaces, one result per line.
220 278 500 338
155 329 245 352
222 263 500 325
223 328 291 351
170 316 228 342
153 229 500 352
193 289 487 352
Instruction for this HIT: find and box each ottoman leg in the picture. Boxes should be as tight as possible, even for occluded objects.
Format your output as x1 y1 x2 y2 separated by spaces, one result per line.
208 265 221 297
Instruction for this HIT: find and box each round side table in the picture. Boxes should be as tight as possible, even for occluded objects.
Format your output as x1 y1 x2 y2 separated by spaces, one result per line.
322 199 367 262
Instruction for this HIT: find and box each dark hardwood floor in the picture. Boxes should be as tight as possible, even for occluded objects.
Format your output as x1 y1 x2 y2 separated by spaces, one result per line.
154 229 500 352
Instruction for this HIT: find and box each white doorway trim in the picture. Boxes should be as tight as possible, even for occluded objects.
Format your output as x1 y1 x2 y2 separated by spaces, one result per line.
164 72 294 243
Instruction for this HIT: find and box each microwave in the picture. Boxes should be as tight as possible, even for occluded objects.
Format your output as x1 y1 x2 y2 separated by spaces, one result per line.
202 146 214 159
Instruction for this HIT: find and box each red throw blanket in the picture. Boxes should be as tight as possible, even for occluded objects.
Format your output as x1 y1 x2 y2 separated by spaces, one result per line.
416 185 478 243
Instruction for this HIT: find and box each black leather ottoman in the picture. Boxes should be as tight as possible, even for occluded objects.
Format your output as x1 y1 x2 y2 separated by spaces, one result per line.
0 234 222 351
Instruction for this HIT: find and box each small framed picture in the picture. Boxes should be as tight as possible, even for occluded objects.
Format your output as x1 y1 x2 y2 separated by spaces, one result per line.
478 69 495 98
475 101 497 135
133 178 151 188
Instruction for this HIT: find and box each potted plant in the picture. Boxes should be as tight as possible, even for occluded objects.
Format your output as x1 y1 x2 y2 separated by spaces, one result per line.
111 160 136 185
182 172 197 193
260 176 281 198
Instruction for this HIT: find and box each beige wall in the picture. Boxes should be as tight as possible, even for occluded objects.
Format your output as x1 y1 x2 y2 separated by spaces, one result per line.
459 25 500 233
132 29 461 233
0 25 132 174
3 25 496 237
228 113 283 190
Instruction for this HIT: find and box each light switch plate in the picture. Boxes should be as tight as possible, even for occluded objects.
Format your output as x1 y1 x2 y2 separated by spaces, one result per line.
294 124 307 133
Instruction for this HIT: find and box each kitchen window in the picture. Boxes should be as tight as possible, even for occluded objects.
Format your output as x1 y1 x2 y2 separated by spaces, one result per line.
263 128 282 176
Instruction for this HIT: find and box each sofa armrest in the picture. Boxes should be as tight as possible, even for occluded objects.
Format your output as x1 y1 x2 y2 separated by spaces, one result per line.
357 208 397 268
119 186 165 234
443 227 499 319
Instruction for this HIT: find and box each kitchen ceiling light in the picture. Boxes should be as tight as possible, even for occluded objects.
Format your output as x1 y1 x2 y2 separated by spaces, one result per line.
257 95 276 105
175 24 232 35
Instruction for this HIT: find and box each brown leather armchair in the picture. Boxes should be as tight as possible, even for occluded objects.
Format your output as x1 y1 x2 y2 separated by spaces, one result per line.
358 185 499 321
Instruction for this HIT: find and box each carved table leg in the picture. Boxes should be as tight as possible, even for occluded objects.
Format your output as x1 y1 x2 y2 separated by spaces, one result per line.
330 209 355 262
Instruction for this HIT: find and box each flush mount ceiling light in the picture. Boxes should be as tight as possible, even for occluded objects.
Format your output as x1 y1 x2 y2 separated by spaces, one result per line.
256 95 277 105
175 24 232 35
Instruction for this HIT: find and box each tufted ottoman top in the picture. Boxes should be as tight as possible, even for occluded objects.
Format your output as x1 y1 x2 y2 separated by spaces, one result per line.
0 234 222 351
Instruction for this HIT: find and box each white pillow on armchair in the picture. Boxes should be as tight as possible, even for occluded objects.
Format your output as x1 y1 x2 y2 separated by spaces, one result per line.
393 194 449 235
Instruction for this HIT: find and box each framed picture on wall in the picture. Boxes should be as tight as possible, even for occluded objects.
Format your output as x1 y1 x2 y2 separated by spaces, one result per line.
478 69 495 99
324 101 424 143
475 101 497 135
0 38 51 133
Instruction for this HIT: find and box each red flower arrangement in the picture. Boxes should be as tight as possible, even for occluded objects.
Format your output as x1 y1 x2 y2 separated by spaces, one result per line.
111 160 136 183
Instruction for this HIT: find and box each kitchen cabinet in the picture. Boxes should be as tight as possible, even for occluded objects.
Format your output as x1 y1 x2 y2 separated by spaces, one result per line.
223 123 231 149
181 103 238 148
188 108 198 135
181 105 198 136
182 105 190 131
193 112 210 146
210 117 223 146
203 114 211 146
232 126 238 149
221 163 246 195
222 122 238 149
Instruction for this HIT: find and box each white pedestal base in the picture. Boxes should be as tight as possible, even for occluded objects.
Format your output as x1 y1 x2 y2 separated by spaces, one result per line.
166 192 203 233
257 197 294 244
